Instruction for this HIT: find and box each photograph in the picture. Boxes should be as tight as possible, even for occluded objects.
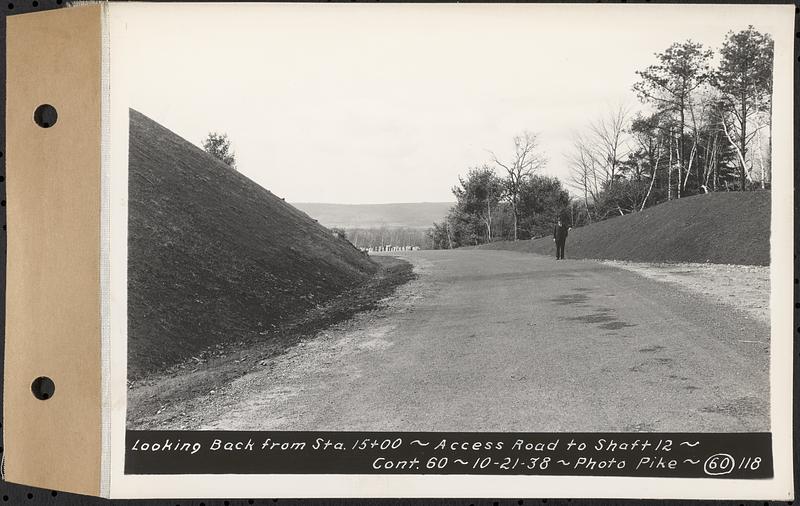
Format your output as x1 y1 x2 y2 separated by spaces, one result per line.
123 4 777 436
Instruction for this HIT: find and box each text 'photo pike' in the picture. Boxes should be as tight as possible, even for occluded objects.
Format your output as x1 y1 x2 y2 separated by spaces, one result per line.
2 2 794 500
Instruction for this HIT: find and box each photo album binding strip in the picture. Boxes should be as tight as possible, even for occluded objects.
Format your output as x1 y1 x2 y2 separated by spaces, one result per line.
4 4 104 497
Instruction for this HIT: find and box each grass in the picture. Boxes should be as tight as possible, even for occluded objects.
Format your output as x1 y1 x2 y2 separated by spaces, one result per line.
127 255 415 428
127 110 379 380
479 192 770 266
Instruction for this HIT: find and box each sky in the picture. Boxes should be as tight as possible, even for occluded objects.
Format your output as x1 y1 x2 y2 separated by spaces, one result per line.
117 3 789 204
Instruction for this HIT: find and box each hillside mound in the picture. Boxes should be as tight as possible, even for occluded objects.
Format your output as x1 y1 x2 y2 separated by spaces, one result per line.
127 110 377 380
480 192 770 265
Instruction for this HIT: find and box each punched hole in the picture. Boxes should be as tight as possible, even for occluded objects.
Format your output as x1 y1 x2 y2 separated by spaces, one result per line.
31 376 55 400
33 104 57 128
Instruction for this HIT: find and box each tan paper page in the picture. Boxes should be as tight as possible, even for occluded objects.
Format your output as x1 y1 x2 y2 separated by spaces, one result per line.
4 5 103 496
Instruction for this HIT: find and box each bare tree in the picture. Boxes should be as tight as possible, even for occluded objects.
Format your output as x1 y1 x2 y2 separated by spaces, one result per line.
567 133 603 222
566 106 631 219
489 131 546 241
589 105 630 186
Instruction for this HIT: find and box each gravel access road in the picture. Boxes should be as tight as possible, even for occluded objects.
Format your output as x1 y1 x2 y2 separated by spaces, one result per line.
197 249 769 432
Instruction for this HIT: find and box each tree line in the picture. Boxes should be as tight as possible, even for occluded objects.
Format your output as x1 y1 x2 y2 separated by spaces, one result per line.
570 26 773 224
338 227 431 250
429 26 773 247
428 131 570 249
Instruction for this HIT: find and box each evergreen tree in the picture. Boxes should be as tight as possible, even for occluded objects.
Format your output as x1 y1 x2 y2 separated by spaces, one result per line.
713 26 774 190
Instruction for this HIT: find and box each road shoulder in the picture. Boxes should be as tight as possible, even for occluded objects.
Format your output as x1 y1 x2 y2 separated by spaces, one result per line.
602 260 769 325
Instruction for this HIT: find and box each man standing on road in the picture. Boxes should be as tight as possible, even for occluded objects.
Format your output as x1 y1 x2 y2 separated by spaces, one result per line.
553 218 569 260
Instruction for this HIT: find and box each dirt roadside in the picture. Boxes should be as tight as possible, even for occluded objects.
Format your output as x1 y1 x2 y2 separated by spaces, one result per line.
604 260 769 326
126 255 414 429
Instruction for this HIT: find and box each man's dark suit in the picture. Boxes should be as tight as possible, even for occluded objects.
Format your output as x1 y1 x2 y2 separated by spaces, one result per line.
553 223 569 259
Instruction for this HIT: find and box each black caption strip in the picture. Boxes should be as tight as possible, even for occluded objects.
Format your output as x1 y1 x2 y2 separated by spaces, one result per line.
125 431 772 479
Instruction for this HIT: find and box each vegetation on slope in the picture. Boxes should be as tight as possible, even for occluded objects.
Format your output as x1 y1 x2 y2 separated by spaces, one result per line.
127 110 378 380
479 192 770 266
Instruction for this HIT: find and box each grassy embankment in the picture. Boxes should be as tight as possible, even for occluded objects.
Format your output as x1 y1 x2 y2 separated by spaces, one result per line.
480 192 770 265
128 110 411 381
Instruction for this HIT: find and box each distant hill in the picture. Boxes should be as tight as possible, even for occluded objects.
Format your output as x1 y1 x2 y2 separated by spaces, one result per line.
127 110 377 380
479 192 770 265
292 202 453 229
